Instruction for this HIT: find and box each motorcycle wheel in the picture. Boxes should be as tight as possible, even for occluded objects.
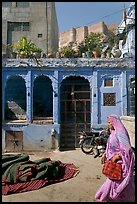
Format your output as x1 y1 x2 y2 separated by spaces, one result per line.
81 138 94 154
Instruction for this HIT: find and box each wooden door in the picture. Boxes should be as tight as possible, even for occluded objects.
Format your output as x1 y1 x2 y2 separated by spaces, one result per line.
5 131 23 152
60 76 91 150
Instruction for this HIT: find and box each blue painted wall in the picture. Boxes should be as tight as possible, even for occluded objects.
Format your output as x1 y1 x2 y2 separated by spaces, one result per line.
2 123 60 151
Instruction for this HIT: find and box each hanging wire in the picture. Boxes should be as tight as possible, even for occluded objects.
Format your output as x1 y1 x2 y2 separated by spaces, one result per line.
75 5 131 29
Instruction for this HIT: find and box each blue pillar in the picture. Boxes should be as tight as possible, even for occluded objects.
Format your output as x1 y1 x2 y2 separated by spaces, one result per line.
53 70 59 124
121 71 128 116
91 70 98 126
26 71 33 122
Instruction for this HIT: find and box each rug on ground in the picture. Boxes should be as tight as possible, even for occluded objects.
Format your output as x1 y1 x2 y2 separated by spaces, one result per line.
2 154 79 195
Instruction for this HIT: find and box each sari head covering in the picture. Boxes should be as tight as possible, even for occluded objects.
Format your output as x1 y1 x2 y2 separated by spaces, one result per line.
95 114 135 202
107 114 131 152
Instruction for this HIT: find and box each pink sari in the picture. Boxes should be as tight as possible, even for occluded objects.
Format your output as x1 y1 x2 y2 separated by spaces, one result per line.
95 115 135 202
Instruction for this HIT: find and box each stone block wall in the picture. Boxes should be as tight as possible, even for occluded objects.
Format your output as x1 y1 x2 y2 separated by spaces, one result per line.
59 21 118 48
59 28 76 48
75 26 88 42
121 116 135 148
88 22 104 34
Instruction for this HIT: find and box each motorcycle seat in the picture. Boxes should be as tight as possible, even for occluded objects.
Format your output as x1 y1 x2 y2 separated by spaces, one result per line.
85 131 99 136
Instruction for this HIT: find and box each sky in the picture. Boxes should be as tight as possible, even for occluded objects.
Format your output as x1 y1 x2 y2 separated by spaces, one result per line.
55 2 131 32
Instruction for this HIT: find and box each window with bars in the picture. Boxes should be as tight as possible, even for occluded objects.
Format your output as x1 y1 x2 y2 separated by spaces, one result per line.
16 2 29 7
8 22 30 31
104 78 113 87
103 93 116 106
2 2 12 7
129 78 135 116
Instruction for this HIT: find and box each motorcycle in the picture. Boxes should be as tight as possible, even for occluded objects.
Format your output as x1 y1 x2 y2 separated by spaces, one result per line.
79 128 110 157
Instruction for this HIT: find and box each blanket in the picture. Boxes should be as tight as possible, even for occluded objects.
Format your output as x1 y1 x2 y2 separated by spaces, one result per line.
2 154 79 195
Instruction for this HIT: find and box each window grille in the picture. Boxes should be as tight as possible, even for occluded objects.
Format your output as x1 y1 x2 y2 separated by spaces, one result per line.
129 78 135 116
104 78 113 87
2 2 12 7
16 2 29 7
8 22 30 31
103 93 116 106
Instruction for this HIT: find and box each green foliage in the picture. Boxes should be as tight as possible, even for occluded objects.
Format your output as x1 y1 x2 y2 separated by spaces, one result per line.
93 45 101 53
60 46 76 58
77 41 88 57
85 32 102 52
12 36 42 58
77 32 103 56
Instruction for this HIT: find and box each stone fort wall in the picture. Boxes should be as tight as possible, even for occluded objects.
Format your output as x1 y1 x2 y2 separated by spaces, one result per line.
59 21 118 48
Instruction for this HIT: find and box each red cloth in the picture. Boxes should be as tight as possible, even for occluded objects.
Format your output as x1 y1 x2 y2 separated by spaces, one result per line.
2 163 79 195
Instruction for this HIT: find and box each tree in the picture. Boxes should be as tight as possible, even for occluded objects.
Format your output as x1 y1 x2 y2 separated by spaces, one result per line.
77 32 103 57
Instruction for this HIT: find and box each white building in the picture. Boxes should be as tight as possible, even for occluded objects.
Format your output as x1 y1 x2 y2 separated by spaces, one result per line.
116 2 135 58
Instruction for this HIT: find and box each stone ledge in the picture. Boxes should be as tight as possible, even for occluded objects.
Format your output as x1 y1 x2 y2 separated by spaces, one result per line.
120 116 135 122
2 58 135 68
120 116 135 148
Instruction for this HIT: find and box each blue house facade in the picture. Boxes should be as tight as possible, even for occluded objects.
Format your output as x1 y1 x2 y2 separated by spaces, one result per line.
2 58 135 151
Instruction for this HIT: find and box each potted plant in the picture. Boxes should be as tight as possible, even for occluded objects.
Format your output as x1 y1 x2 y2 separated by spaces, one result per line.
12 36 42 58
47 52 56 58
59 46 76 58
77 41 88 57
92 46 101 58
33 47 42 58
77 32 103 58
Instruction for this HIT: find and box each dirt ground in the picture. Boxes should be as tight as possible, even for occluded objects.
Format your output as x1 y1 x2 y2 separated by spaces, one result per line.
2 148 106 202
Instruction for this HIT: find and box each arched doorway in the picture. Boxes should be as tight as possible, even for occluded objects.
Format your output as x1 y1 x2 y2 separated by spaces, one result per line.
33 75 53 120
5 76 26 121
60 76 91 150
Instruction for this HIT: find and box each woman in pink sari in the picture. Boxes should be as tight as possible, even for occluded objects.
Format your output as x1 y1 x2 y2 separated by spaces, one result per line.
95 114 135 202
